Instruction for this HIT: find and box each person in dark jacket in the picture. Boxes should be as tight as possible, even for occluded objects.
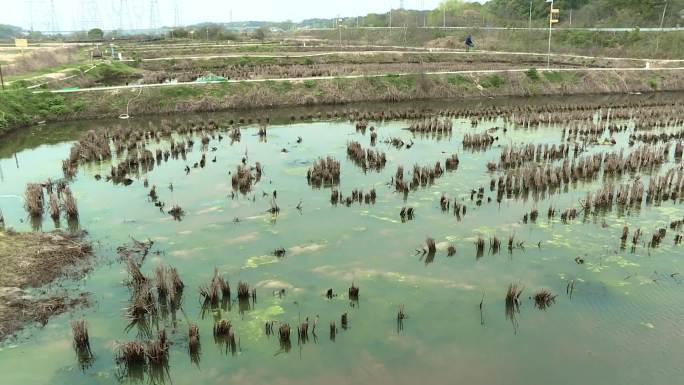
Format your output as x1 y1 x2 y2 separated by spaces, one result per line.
465 34 474 52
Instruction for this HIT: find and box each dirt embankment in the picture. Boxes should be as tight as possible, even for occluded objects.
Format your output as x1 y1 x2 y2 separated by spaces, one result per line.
71 69 684 120
0 229 92 341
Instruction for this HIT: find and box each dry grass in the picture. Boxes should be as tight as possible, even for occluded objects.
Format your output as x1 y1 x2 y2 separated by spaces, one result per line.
200 268 226 309
237 281 250 300
348 283 359 301
71 318 90 350
70 318 92 368
533 289 557 310
341 312 349 329
126 282 156 323
168 267 184 292
116 340 146 381
278 323 291 343
505 283 524 323
426 237 436 254
475 237 485 258
61 187 78 219
146 330 169 364
188 323 201 364
213 319 232 340
49 193 60 220
126 258 147 288
4 46 80 77
307 157 341 188
0 230 91 289
24 183 44 217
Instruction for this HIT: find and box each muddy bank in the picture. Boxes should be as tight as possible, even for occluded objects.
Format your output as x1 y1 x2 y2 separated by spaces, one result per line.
0 230 92 340
2 68 684 137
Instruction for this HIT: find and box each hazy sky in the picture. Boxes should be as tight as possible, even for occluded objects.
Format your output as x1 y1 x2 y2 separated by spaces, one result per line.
3 0 447 31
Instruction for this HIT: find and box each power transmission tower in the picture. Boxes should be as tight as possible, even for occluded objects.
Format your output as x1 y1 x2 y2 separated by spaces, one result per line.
116 0 131 32
400 0 405 10
48 0 59 33
26 0 34 32
80 0 101 30
149 0 161 31
173 0 181 27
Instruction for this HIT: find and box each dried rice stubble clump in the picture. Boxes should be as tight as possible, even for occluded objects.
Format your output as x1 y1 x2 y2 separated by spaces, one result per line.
307 157 341 188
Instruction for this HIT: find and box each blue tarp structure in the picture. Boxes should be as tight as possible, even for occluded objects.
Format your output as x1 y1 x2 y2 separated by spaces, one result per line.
195 74 228 83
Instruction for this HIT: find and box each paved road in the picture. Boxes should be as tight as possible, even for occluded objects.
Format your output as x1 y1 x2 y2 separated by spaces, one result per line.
38 66 684 94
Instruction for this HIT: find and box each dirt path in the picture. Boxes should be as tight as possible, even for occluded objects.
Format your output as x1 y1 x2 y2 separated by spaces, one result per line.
126 47 684 65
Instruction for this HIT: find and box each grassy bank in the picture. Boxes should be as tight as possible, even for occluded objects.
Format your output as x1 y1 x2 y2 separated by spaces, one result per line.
1 68 683 134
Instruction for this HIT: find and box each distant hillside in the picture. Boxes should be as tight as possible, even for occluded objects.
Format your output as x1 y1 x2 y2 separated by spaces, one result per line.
0 24 23 39
485 0 683 27
293 0 683 29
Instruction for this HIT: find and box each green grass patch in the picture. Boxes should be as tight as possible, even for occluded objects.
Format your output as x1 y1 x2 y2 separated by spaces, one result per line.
0 90 87 134
480 74 505 88
446 74 472 85
525 68 540 81
384 74 418 89
85 62 138 84
544 71 566 83
158 85 204 98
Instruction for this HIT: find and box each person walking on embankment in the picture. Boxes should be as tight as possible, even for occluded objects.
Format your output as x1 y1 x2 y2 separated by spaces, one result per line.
465 34 474 52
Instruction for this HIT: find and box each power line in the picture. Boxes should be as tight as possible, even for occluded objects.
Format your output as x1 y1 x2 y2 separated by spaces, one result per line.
149 0 161 30
48 0 59 32
173 0 181 27
80 0 101 30
26 0 34 32
116 0 131 31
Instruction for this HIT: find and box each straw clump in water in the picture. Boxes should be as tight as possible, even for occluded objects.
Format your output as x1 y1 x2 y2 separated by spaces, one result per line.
533 289 557 310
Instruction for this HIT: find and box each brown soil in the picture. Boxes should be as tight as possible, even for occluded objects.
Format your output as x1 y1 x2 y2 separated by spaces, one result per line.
0 230 92 340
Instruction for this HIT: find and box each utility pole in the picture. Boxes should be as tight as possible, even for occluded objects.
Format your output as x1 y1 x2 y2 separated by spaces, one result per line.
28 0 34 32
547 0 559 68
655 0 669 54
529 0 533 30
0 64 5 91
173 0 181 27
48 0 59 33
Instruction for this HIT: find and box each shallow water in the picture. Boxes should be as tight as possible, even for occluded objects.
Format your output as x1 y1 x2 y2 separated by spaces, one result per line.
1 96 683 385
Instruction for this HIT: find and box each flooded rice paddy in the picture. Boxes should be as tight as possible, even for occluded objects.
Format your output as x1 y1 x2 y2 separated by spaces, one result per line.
1 95 684 385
